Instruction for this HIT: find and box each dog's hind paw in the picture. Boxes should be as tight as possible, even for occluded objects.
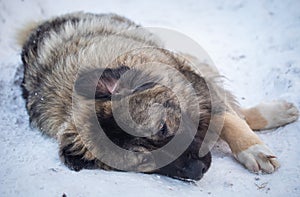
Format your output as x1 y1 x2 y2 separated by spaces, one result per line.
235 144 280 173
257 100 299 129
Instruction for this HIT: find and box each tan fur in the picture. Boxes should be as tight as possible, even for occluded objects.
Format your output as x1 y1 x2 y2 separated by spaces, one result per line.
220 113 263 155
241 108 268 130
15 21 40 46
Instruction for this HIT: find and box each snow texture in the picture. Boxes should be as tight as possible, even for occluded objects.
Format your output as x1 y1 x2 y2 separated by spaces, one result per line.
0 0 299 196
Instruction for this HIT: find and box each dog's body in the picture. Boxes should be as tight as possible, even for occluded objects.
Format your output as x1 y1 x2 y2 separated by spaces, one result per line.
20 12 299 180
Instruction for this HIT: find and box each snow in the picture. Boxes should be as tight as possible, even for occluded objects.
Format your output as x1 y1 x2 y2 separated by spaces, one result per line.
0 0 299 196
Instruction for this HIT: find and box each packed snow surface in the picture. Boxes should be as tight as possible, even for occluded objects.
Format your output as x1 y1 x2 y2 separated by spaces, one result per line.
0 0 299 196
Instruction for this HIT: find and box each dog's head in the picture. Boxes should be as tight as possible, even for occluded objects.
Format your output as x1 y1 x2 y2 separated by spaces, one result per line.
75 65 212 181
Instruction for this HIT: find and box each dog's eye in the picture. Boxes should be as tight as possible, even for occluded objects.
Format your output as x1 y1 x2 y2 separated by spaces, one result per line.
187 153 192 160
133 82 156 93
158 122 168 136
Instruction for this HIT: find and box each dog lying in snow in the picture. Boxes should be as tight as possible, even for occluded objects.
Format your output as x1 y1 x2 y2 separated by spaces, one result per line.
19 12 299 181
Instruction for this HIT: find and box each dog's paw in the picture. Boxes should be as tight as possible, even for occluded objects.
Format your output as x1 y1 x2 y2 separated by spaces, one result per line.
125 146 156 172
60 148 98 171
257 100 299 129
235 144 280 173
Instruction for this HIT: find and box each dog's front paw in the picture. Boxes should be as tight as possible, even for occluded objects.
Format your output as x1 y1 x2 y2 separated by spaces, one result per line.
235 144 280 173
125 146 156 172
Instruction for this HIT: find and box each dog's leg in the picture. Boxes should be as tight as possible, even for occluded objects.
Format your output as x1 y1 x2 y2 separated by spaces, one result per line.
241 100 299 130
220 112 280 173
58 126 101 171
58 125 156 172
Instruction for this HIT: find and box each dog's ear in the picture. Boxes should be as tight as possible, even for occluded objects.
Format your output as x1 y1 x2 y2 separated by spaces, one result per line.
75 66 129 99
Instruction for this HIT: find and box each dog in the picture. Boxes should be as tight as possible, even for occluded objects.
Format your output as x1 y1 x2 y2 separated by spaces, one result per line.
19 12 299 181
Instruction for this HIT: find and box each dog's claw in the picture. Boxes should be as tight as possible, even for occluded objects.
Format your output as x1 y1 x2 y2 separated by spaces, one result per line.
235 144 280 173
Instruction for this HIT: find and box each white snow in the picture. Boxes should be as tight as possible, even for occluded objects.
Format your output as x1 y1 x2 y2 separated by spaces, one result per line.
0 0 299 196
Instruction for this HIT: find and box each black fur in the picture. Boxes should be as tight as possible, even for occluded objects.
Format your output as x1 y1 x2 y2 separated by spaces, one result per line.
60 143 98 171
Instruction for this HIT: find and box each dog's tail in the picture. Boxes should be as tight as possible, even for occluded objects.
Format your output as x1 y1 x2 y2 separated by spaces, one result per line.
15 21 40 46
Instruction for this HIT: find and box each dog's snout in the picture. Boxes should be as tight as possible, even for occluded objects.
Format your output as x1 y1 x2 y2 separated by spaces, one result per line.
153 151 211 181
182 160 208 180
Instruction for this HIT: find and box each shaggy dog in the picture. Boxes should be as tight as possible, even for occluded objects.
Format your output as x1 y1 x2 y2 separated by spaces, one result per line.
19 12 299 181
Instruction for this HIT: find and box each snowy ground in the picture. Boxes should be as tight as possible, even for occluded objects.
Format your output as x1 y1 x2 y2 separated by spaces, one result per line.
0 0 300 196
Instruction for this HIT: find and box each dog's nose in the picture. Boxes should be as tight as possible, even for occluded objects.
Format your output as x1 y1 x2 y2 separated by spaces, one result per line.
182 160 208 180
